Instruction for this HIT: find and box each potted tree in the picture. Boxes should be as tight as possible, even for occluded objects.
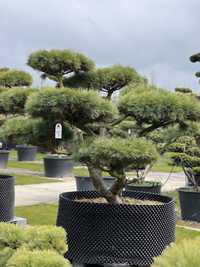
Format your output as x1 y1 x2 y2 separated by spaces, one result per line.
167 136 200 222
57 137 176 267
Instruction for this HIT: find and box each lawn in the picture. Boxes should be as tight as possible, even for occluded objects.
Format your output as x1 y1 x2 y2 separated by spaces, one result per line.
14 173 61 185
15 203 200 243
8 161 44 172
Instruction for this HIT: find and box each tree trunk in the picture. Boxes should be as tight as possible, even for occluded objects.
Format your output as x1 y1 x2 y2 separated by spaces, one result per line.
57 78 64 88
88 165 122 204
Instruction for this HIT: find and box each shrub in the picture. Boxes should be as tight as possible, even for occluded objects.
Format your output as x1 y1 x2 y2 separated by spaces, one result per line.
6 249 71 267
0 223 68 266
0 70 32 87
0 88 34 115
24 226 67 255
152 238 200 267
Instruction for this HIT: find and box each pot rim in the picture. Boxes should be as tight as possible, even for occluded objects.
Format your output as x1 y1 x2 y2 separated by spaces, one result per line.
0 174 14 180
178 187 200 194
16 145 37 149
59 191 174 208
44 154 73 160
0 150 9 154
126 181 162 187
75 175 115 181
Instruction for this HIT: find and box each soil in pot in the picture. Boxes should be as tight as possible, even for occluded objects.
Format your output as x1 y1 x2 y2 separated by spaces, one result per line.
0 174 15 222
57 191 175 267
44 155 74 178
16 145 37 161
75 176 116 191
125 181 161 194
178 187 200 222
0 150 9 168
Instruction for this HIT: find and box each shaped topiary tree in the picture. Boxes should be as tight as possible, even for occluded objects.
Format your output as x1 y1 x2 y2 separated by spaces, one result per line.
27 49 95 88
63 65 143 99
0 69 32 88
77 137 158 203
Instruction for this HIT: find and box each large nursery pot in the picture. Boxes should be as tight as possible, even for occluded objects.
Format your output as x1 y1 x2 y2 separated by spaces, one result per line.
75 176 116 191
16 145 37 161
57 191 175 267
0 150 9 168
178 187 200 222
44 155 74 178
125 181 162 194
0 174 15 222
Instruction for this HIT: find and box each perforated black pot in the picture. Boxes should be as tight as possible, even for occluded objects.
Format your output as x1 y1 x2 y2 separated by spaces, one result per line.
178 187 200 222
0 150 9 168
16 145 37 161
125 181 161 194
57 191 175 267
44 155 74 178
0 174 15 222
75 176 116 191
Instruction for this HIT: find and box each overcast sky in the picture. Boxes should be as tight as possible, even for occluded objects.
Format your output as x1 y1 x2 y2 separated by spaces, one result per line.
0 0 200 90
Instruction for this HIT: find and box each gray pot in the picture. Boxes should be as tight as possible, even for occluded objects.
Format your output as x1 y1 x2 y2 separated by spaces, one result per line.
0 174 15 222
44 155 74 178
16 145 37 161
75 176 116 191
0 150 9 168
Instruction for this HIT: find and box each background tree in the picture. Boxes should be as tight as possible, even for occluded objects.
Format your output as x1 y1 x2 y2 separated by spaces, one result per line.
63 65 143 99
118 86 200 136
175 87 193 94
0 70 32 88
27 49 95 87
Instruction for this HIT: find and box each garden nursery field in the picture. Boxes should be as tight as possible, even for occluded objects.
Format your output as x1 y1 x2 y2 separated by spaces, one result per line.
1 47 200 267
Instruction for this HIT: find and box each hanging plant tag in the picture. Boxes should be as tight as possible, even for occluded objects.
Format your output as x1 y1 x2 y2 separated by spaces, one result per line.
55 123 62 139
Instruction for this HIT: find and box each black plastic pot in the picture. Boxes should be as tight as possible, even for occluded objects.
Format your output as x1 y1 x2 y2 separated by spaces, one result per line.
16 145 37 161
44 155 74 178
75 176 116 191
125 181 162 194
0 150 9 168
178 187 200 222
0 174 15 222
57 191 175 267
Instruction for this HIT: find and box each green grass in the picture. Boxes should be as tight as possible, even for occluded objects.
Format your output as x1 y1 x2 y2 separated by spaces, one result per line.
9 150 44 160
16 204 58 225
15 203 200 243
13 173 60 185
8 161 44 172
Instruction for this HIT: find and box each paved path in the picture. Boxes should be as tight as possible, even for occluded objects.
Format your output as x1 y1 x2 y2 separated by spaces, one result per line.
15 172 186 206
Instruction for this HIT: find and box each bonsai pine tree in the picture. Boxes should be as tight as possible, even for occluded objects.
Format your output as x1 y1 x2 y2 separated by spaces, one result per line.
77 137 158 203
167 136 200 189
27 49 95 88
26 87 116 136
0 69 32 87
118 86 200 136
64 65 143 99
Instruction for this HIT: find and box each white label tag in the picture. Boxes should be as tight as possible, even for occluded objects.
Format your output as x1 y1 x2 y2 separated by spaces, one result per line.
55 123 62 139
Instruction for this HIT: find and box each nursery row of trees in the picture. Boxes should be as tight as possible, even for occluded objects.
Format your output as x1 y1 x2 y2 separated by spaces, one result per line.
1 48 200 202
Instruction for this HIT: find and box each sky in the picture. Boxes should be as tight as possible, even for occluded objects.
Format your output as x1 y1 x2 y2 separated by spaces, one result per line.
0 0 200 90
